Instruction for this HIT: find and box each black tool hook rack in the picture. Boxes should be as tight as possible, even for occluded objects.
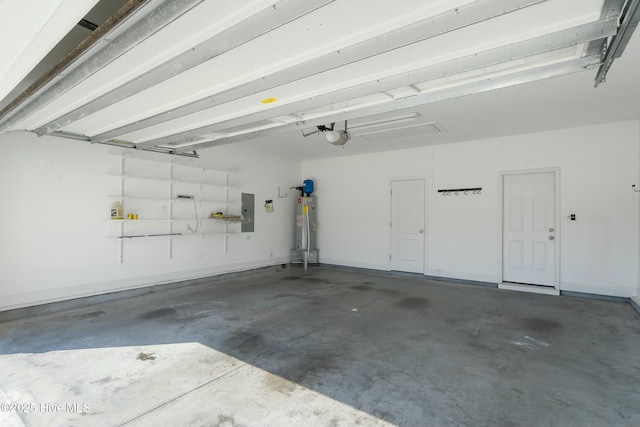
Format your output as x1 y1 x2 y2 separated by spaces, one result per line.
438 187 483 196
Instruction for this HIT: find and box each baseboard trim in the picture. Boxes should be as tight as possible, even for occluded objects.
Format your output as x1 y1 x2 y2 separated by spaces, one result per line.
318 258 387 272
2 262 635 322
317 263 498 288
0 263 287 323
630 296 640 316
560 290 629 303
1 256 291 313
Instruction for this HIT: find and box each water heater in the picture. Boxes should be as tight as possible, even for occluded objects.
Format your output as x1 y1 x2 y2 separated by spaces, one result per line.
291 187 318 269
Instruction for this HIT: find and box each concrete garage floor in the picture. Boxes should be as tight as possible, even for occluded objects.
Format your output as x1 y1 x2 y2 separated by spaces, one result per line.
0 266 639 427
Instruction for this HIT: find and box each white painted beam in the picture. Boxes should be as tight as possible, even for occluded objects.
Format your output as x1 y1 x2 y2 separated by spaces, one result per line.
92 0 547 144
34 0 338 136
170 54 602 152
0 0 207 133
0 0 100 106
134 20 615 149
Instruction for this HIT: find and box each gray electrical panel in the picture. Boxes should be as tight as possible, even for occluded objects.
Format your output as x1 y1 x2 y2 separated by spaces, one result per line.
291 196 318 264
241 193 254 233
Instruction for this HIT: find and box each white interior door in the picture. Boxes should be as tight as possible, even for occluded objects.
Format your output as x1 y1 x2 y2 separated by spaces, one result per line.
390 179 425 273
502 172 556 287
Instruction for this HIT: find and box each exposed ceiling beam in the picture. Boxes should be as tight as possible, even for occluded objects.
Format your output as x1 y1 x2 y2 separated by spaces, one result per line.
35 0 338 137
172 54 602 152
135 19 616 149
92 0 548 144
0 0 205 133
0 0 146 122
0 0 103 107
594 0 640 86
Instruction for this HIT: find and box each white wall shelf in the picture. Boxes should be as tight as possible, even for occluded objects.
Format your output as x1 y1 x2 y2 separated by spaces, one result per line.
116 234 179 239
109 218 228 223
172 178 232 188
211 217 251 223
108 173 167 182
108 174 233 188
173 199 232 204
107 195 232 204
171 163 235 175
109 153 241 263
107 194 169 202
108 152 234 175
109 219 171 223
175 232 242 238
109 218 240 225
115 232 242 239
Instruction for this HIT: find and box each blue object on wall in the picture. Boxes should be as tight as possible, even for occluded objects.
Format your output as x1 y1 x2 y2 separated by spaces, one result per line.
303 179 314 195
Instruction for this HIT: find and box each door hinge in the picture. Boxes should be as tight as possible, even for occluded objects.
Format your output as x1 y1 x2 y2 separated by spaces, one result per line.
390 222 392 228
389 254 392 260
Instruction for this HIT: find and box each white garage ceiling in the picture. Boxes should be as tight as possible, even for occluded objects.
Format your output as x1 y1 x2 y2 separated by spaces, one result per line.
0 0 638 160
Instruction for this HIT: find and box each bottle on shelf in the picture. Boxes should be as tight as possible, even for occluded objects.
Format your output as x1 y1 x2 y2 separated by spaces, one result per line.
111 201 124 220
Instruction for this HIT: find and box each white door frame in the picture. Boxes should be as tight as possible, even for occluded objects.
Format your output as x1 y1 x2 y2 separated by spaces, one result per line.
498 168 561 295
388 176 429 274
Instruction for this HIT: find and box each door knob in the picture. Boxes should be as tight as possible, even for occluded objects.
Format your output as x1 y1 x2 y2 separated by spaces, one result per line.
549 227 555 232
548 236 554 240
419 229 424 233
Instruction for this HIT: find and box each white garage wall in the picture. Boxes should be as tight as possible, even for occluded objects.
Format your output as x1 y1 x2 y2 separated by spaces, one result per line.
303 149 433 271
0 131 300 311
302 120 640 297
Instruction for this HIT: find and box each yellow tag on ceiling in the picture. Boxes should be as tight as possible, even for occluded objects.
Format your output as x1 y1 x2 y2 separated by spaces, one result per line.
260 97 277 104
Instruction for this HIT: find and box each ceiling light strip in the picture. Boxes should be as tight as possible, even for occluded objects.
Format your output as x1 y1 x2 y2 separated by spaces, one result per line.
95 0 548 143
35 0 338 137
177 54 602 152
348 113 419 131
0 0 206 133
142 19 616 148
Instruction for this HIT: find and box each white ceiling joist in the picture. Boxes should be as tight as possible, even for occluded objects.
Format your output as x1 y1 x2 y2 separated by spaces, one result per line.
138 19 616 149
171 54 602 152
33 0 338 136
0 0 101 104
594 0 640 86
0 0 636 158
0 0 206 133
54 0 498 138
6 0 478 134
87 0 546 143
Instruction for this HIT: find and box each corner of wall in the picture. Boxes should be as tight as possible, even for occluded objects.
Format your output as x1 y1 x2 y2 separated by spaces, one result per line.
637 118 640 299
631 296 640 316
